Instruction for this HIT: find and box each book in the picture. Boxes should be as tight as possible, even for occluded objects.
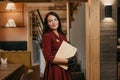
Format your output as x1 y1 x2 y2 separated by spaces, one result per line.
55 41 77 70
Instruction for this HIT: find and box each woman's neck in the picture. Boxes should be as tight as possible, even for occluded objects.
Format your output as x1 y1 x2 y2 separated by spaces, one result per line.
53 30 59 37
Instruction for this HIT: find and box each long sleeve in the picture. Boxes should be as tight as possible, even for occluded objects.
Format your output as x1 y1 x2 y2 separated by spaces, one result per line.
42 34 55 62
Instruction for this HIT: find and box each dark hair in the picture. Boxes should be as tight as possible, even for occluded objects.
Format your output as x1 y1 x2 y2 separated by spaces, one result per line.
43 11 64 35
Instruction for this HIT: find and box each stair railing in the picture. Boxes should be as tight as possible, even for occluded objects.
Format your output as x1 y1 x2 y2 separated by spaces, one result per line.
29 9 44 46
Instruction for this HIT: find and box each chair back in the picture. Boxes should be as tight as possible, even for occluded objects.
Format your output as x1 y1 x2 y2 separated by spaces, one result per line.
20 69 34 80
31 64 40 80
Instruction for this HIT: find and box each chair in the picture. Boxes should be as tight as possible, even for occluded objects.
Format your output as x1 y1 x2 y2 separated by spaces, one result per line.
31 64 40 80
19 69 34 80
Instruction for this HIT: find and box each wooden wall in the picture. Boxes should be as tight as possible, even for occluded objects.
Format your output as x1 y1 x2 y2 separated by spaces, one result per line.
0 3 27 41
86 0 100 80
0 3 24 27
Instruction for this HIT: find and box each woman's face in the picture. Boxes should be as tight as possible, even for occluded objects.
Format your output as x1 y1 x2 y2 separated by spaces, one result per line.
47 15 59 30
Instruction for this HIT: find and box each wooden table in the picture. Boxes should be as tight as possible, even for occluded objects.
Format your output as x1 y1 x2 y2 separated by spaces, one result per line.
0 64 24 80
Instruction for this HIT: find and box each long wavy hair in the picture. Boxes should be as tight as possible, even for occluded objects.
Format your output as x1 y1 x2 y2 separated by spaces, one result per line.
42 11 65 35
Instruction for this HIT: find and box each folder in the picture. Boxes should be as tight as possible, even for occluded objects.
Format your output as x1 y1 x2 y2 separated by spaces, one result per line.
55 41 77 70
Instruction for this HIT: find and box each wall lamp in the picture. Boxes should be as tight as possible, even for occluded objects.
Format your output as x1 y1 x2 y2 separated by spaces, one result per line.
6 2 16 11
105 5 112 17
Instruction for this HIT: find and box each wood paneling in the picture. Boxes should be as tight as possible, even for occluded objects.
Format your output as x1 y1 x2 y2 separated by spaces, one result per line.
0 3 24 27
86 0 100 80
0 13 24 26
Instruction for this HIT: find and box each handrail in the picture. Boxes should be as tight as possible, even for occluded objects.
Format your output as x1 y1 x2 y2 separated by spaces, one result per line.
29 9 44 46
36 9 44 25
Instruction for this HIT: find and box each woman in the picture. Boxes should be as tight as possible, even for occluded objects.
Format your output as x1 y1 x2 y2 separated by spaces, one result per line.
42 11 75 80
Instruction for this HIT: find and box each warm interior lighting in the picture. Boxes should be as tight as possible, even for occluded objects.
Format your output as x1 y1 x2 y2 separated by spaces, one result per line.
101 0 115 5
101 17 116 26
6 2 16 11
5 19 16 27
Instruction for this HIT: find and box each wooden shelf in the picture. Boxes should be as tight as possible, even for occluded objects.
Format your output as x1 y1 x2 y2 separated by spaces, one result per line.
0 3 24 27
0 3 23 12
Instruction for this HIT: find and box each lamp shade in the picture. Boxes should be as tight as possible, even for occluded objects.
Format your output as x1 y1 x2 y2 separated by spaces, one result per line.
5 19 16 27
105 6 112 17
6 2 16 11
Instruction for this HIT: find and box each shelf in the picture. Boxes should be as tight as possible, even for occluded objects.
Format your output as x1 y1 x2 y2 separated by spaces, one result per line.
0 3 24 27
0 3 24 12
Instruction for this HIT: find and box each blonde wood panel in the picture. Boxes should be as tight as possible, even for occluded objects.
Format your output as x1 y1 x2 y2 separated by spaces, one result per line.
86 0 100 80
0 27 27 41
86 2 90 80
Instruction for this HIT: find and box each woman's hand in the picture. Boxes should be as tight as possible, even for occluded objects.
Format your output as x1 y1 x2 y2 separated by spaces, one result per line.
67 56 77 71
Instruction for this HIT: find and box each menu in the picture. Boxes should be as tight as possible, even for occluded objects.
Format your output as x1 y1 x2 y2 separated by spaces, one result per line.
55 41 77 70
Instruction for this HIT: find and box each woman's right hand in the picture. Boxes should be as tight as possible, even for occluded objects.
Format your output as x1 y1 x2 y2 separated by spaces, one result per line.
67 56 77 67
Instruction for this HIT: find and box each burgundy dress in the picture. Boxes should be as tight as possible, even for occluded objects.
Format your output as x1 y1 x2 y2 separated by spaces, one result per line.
42 30 72 80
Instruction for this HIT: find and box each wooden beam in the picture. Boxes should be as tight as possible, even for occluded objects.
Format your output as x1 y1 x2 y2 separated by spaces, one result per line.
2 0 88 2
50 0 88 2
86 0 100 80
10 0 51 2
68 0 87 2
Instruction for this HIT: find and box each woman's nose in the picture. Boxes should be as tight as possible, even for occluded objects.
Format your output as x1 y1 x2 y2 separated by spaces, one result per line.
52 21 56 24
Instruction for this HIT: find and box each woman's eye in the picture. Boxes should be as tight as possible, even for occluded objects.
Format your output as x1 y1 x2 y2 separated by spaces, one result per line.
54 18 58 21
48 20 52 22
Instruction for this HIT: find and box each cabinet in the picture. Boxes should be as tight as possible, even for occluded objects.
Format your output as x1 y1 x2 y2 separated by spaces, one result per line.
0 3 24 27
